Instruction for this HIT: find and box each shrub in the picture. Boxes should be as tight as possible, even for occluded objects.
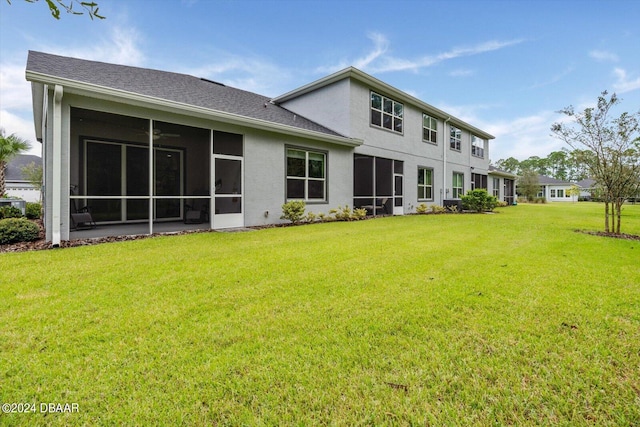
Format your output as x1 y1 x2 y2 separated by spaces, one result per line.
461 189 498 212
329 206 367 221
352 208 367 220
281 200 306 224
416 203 429 214
26 202 42 219
0 218 40 244
0 205 22 219
431 205 447 214
497 200 509 208
305 211 317 223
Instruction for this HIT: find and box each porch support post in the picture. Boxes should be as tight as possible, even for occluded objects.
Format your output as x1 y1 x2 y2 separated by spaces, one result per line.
148 120 154 235
210 129 214 230
51 85 63 247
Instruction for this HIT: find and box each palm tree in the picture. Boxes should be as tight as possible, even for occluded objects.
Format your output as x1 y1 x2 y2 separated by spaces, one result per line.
0 128 32 197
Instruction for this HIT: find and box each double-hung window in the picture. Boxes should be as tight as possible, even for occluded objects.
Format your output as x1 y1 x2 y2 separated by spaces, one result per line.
471 135 485 158
418 168 433 200
452 172 464 198
450 126 462 151
423 114 437 144
371 92 403 133
286 148 326 201
493 177 500 197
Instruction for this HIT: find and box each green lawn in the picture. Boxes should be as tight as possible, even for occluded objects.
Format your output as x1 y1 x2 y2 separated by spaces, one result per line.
1 203 639 426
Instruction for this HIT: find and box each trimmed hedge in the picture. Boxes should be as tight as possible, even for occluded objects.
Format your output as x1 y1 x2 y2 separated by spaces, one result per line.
26 202 42 219
0 205 22 219
0 218 40 245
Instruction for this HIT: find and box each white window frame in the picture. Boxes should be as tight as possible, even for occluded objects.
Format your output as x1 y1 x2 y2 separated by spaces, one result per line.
450 126 462 151
471 135 485 158
452 172 464 198
286 147 327 202
492 177 500 197
422 114 437 144
417 167 434 201
371 91 404 134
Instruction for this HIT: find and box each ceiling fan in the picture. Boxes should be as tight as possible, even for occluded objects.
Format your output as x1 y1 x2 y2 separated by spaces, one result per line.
142 128 181 140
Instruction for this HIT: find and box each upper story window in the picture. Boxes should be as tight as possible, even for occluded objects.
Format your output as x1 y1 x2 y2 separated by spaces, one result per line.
423 114 437 144
450 126 462 151
471 135 485 158
371 92 403 133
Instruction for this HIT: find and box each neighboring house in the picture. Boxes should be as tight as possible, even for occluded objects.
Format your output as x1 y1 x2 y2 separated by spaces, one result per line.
576 178 598 200
488 166 517 205
534 175 577 202
27 51 498 245
5 154 42 203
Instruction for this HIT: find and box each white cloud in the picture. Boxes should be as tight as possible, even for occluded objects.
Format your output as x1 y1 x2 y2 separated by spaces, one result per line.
0 109 41 155
529 66 574 89
612 68 640 93
180 55 293 97
45 26 146 66
317 35 524 75
437 103 568 160
589 50 619 62
449 69 475 77
0 63 31 110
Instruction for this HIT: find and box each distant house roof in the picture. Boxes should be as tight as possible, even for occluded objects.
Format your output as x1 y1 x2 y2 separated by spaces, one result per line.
576 178 597 189
5 154 41 182
537 175 574 185
488 165 517 178
25 51 361 147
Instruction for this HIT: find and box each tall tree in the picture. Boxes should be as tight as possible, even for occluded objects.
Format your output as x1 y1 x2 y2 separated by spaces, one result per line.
5 0 104 20
546 150 569 180
517 169 540 202
494 157 520 174
0 129 32 196
551 91 640 234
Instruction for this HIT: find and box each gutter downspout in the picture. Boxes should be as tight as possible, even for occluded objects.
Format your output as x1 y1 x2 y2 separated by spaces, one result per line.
442 117 451 205
52 85 63 247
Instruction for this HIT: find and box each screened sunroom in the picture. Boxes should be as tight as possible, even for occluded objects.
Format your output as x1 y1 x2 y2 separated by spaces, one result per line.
68 107 244 239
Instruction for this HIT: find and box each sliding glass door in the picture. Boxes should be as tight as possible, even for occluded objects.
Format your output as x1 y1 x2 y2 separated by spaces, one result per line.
84 140 183 223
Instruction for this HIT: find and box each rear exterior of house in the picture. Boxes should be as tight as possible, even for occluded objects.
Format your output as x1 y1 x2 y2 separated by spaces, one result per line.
535 175 578 202
26 51 501 245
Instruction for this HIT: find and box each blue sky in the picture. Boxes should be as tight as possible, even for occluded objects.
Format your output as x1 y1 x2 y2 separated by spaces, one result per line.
1 0 639 161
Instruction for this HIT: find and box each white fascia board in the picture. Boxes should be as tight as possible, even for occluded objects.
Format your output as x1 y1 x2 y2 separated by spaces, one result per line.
25 71 363 148
488 170 518 178
273 67 495 141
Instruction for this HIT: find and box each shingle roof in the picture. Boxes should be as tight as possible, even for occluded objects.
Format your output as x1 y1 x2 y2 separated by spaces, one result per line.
537 175 574 185
488 165 517 177
26 51 344 138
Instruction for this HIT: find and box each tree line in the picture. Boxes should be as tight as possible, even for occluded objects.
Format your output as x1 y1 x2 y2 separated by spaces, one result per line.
494 149 593 182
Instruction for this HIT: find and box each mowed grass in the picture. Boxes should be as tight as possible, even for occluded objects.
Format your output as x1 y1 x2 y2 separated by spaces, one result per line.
1 203 639 426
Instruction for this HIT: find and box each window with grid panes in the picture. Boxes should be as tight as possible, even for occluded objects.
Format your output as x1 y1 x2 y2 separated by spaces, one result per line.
371 92 403 133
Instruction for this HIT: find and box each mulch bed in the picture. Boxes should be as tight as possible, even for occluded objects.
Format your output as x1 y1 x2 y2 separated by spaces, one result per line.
0 220 220 254
575 229 640 241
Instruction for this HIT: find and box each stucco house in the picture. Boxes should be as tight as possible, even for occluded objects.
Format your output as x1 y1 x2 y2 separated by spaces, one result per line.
535 175 577 202
4 154 42 203
26 51 505 245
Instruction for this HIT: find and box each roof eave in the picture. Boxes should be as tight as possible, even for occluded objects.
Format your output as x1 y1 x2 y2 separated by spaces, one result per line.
25 70 363 148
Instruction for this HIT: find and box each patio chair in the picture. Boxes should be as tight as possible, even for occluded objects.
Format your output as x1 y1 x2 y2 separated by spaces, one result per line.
184 198 209 224
70 186 97 230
